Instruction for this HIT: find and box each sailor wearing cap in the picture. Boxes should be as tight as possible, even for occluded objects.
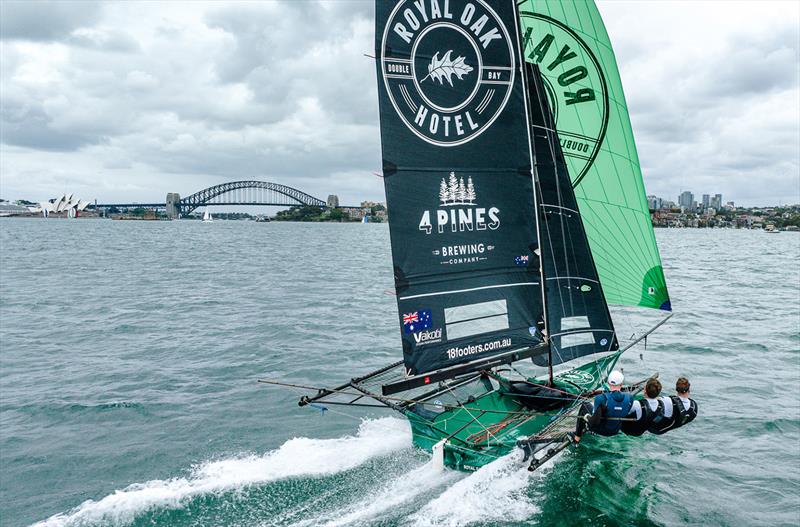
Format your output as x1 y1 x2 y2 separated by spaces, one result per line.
570 370 634 444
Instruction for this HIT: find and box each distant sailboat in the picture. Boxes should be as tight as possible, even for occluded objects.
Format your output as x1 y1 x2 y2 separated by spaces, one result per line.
202 210 213 222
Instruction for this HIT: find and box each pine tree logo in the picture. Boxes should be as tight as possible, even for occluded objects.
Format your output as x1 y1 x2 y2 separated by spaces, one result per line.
439 172 477 206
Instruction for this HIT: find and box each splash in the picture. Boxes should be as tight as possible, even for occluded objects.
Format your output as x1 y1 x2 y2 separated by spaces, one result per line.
407 450 540 527
294 458 461 527
32 417 410 527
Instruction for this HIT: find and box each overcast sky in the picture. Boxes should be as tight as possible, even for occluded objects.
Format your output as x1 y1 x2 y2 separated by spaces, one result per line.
1 0 798 207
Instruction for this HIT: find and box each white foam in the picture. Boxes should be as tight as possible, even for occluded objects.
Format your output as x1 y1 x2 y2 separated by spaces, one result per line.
32 417 410 527
407 451 539 527
293 459 461 527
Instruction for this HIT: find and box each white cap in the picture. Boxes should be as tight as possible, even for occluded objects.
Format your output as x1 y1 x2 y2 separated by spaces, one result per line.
608 370 624 386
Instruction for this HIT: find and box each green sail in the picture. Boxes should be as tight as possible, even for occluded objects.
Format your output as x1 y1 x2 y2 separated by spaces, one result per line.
517 0 670 311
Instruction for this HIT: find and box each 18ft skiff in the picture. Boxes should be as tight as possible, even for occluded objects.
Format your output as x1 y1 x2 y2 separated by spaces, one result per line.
261 0 672 472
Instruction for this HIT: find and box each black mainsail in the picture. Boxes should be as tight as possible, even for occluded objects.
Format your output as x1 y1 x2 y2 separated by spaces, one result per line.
377 0 547 386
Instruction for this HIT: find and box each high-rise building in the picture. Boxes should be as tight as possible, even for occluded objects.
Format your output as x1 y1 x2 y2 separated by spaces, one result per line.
702 194 710 209
327 194 339 208
679 191 694 210
647 195 664 211
711 193 722 210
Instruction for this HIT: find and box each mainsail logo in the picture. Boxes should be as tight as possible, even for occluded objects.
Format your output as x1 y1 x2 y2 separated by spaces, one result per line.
518 12 609 187
419 172 499 234
438 171 475 206
381 0 515 147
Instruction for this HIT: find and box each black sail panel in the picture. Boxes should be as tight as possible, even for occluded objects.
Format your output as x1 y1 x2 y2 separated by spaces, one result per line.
526 63 618 367
375 0 545 376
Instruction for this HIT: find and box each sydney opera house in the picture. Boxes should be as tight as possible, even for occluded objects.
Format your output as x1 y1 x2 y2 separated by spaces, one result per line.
39 194 92 217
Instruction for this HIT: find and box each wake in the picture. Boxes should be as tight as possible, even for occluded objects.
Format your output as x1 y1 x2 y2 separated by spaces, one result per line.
31 417 411 527
285 448 559 527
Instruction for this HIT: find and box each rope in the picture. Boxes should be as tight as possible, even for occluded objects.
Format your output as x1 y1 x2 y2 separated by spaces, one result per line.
442 381 499 445
504 365 593 400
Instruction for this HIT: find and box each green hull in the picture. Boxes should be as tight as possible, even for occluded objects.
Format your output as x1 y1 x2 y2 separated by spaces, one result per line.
405 353 621 471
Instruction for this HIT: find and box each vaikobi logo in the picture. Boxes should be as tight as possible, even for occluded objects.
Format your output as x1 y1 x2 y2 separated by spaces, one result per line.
381 0 515 147
518 12 609 187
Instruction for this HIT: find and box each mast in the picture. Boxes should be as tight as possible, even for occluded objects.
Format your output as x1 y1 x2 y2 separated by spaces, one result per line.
514 1 552 385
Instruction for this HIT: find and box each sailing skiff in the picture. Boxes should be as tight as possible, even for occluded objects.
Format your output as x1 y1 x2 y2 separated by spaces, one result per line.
262 0 673 472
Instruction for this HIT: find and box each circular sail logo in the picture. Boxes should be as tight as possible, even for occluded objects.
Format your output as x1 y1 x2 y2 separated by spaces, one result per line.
518 12 609 187
381 0 515 147
558 369 595 386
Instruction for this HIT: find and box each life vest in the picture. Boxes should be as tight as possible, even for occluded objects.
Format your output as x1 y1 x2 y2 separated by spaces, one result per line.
621 400 651 437
668 395 698 430
593 391 633 436
647 397 677 435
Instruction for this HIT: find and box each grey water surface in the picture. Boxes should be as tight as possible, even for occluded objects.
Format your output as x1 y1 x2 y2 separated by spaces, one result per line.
1 218 798 527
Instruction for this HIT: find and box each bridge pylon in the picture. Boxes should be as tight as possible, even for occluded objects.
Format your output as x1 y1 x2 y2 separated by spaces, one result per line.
166 193 181 219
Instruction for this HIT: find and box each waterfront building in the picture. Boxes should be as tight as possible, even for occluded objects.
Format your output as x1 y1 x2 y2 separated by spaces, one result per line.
341 207 369 220
646 195 663 211
327 194 340 208
39 194 92 218
0 201 31 217
702 194 710 210
679 191 694 210
711 193 723 210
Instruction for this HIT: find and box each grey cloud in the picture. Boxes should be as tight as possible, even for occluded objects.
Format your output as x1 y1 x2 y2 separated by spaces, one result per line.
1 97 102 151
205 2 375 124
67 28 140 53
0 1 102 41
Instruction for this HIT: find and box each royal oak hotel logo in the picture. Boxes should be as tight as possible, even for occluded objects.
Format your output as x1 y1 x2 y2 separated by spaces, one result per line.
381 0 516 147
518 12 610 187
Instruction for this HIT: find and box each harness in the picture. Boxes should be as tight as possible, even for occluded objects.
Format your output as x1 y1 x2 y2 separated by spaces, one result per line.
669 395 698 429
649 398 666 424
593 391 633 436
647 397 676 435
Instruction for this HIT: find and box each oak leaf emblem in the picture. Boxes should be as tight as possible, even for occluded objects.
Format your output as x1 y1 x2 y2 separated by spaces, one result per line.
421 50 473 86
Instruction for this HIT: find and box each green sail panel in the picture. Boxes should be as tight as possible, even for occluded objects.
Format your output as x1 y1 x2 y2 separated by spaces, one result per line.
517 0 670 311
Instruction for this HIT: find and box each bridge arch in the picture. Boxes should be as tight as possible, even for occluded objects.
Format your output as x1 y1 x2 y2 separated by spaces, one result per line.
179 180 326 214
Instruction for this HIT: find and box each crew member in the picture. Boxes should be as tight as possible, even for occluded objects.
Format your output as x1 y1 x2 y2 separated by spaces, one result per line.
571 370 633 443
621 377 661 436
645 377 677 435
668 376 698 430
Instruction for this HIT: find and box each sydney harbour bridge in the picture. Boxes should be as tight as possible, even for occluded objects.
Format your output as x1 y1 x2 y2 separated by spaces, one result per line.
93 181 335 218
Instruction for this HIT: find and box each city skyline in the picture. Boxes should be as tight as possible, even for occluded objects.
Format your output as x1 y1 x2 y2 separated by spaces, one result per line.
1 1 798 207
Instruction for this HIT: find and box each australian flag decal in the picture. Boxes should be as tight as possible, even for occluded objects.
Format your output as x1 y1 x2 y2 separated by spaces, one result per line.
402 309 432 334
514 255 529 266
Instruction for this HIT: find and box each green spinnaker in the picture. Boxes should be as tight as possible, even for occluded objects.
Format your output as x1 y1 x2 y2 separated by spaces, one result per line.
518 0 670 311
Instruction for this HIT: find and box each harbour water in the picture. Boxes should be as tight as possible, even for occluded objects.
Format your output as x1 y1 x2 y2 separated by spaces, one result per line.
1 219 798 527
